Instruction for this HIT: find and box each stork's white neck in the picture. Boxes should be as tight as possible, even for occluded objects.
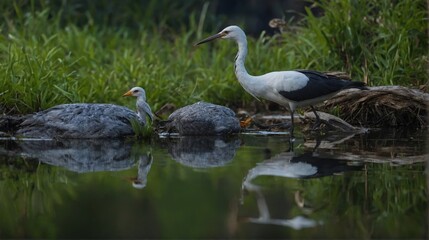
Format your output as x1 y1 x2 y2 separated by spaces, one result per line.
234 39 249 78
234 37 262 100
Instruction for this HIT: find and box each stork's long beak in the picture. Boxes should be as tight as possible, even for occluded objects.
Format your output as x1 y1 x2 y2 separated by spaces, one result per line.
194 32 226 46
122 90 133 97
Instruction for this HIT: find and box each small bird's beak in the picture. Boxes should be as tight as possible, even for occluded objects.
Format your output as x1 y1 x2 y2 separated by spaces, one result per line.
122 90 133 97
194 32 226 46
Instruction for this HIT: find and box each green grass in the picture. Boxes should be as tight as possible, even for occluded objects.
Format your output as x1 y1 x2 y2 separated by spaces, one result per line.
291 0 428 86
0 0 427 115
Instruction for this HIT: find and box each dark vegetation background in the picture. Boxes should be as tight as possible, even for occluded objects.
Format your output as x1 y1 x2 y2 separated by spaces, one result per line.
2 0 311 34
0 0 427 114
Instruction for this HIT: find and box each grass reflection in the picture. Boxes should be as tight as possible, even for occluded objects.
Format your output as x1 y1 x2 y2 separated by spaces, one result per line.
296 163 427 238
0 156 75 238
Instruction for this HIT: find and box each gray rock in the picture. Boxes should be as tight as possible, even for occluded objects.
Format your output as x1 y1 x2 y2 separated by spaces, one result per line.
16 103 145 139
167 101 240 135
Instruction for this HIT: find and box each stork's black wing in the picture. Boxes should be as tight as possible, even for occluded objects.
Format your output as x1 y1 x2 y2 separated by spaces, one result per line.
279 70 365 102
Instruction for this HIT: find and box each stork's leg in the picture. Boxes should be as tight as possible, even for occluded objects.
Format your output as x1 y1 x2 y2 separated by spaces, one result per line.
289 110 295 138
310 106 321 130
285 110 295 151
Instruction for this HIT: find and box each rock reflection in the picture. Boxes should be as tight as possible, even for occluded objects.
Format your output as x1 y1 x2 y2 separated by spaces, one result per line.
242 149 363 229
167 136 241 168
0 139 140 173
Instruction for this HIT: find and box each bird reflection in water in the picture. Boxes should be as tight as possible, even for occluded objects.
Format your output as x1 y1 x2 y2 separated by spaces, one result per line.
130 153 153 189
241 134 363 229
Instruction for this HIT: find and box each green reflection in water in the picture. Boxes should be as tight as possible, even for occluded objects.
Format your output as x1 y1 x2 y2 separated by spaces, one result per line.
295 164 427 238
0 132 427 239
0 157 74 238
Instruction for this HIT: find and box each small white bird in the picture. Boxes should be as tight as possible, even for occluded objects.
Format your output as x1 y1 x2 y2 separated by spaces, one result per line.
123 86 154 125
195 25 366 137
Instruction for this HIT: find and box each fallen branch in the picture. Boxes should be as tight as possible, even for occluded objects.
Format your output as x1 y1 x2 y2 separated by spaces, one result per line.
323 86 428 127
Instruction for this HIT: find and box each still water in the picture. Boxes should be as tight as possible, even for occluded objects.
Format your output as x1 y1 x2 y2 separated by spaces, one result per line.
0 129 427 238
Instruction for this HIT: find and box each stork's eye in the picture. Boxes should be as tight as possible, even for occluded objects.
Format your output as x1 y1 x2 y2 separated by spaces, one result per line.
223 30 230 34
133 90 139 93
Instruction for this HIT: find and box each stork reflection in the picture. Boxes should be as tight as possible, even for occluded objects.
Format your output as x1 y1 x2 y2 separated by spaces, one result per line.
241 134 363 229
